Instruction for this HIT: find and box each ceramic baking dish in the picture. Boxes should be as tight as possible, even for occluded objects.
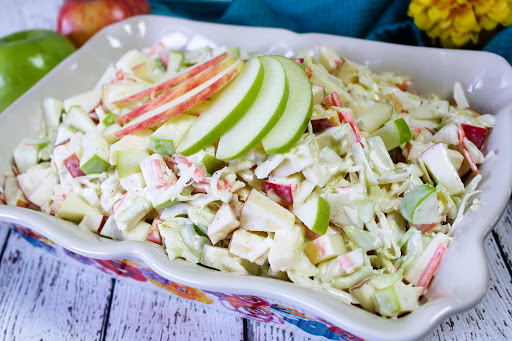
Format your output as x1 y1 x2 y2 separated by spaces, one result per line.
1 15 511 341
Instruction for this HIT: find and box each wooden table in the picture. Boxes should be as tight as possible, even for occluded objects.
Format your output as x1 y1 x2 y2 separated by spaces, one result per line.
2 2 512 340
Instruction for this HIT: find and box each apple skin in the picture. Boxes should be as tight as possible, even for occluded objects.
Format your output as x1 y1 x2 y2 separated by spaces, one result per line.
117 54 234 123
57 0 151 47
115 52 228 104
460 123 487 150
0 30 76 112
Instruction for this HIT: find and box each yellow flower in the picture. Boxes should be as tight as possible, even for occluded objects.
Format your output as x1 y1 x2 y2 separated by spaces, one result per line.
408 0 512 47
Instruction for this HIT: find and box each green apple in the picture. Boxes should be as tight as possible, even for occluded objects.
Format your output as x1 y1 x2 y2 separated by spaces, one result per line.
344 226 382 251
374 284 401 317
177 57 264 156
304 233 346 265
65 105 96 133
166 51 184 74
150 113 196 155
80 130 110 174
293 196 330 235
420 143 464 195
353 197 376 223
216 56 288 160
117 149 149 178
356 102 393 133
261 56 312 154
101 113 118 127
57 193 100 222
109 129 152 165
0 29 75 112
13 138 50 173
201 153 225 175
398 185 439 225
372 118 412 150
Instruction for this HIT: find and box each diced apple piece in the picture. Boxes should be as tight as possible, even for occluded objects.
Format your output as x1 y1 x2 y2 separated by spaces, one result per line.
150 114 196 155
55 126 76 146
17 164 57 209
262 56 312 154
115 60 243 138
109 130 152 165
356 102 393 133
372 118 412 150
116 196 152 232
42 97 64 130
264 182 293 205
101 113 118 127
366 136 395 175
420 143 464 195
58 193 101 222
294 196 330 235
117 149 149 179
79 214 108 233
4 175 28 207
304 233 346 264
399 185 440 225
64 106 96 133
63 153 86 178
229 229 272 265
312 85 325 106
268 224 304 272
208 203 240 245
319 45 341 72
166 50 185 74
240 189 295 232
125 221 152 241
200 244 249 274
404 233 450 291
80 130 110 174
13 139 49 173
460 123 487 150
114 52 228 104
100 216 125 239
374 282 421 317
147 219 163 245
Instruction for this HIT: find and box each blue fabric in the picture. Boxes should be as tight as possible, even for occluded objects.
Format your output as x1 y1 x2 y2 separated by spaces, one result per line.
149 0 511 64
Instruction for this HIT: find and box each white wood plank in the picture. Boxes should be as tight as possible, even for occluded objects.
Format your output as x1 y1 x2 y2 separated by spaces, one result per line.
0 0 65 36
0 232 113 340
492 200 512 268
105 279 244 341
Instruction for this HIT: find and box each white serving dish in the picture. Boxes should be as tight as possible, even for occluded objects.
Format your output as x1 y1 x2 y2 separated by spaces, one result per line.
1 15 512 341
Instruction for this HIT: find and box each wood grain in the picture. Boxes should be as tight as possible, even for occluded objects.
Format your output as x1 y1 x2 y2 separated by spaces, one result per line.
0 232 112 341
105 279 245 341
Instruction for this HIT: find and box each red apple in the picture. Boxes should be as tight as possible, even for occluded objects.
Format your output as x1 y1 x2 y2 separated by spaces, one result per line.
417 243 447 294
460 123 487 150
310 116 340 133
114 60 243 138
147 218 163 245
117 54 233 123
57 0 151 47
264 182 293 205
114 52 229 104
63 153 86 178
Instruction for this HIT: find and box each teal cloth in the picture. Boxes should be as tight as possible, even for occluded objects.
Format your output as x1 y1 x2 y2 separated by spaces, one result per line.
149 0 512 64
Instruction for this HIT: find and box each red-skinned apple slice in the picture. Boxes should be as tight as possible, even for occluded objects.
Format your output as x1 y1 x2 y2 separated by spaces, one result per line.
113 52 229 104
264 182 293 204
460 123 487 150
63 153 86 178
417 243 447 294
117 55 237 123
114 60 243 138
147 218 163 245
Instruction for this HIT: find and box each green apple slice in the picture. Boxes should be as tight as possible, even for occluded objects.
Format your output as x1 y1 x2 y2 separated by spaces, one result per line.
101 113 118 127
80 130 110 174
366 135 395 175
177 57 264 156
374 285 401 317
216 56 288 160
293 196 330 235
372 118 412 150
398 185 439 225
356 102 393 133
42 97 64 130
65 105 96 133
150 114 196 155
261 56 312 154
345 226 382 251
117 149 149 178
201 153 225 175
117 196 152 224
